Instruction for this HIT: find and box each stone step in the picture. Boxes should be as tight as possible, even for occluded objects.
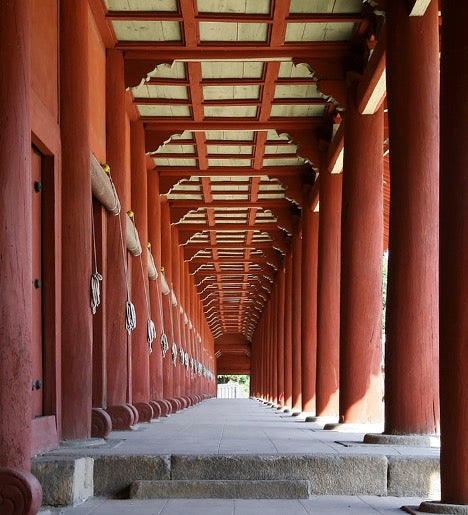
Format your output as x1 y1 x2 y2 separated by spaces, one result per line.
35 453 440 503
129 479 311 499
170 454 388 496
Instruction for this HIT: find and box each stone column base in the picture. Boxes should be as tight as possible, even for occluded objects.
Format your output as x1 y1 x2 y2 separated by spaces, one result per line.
91 408 112 438
304 415 339 424
126 404 140 425
418 501 468 514
364 433 440 447
149 400 162 418
105 404 135 430
323 422 384 433
134 402 154 423
0 467 43 515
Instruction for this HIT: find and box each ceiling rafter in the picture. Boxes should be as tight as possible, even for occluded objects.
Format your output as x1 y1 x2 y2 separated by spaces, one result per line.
106 11 362 24
110 0 378 341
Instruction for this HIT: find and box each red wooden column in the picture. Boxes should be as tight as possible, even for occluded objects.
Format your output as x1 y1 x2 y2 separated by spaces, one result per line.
267 301 273 402
437 0 468 506
257 318 264 399
160 198 174 402
188 277 196 398
171 225 182 400
130 121 152 422
301 208 319 416
276 267 286 407
264 314 269 401
147 170 164 402
315 153 342 421
283 250 293 410
260 316 266 400
181 258 190 399
60 0 93 438
181 261 188 401
336 92 384 425
383 0 439 437
91 202 108 414
291 227 303 413
271 286 278 406
187 265 195 398
0 2 43 511
105 50 135 429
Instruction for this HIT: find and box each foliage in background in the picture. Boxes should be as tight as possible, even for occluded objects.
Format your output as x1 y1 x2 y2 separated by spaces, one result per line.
382 250 388 334
217 374 250 396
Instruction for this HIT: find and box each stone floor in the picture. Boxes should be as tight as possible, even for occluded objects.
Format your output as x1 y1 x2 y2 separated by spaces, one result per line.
48 398 439 458
44 495 424 514
38 398 441 514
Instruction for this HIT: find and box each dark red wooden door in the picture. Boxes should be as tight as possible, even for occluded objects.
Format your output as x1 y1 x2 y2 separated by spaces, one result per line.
31 146 43 418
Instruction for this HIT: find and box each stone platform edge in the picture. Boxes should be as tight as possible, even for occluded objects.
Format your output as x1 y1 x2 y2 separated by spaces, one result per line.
32 452 440 507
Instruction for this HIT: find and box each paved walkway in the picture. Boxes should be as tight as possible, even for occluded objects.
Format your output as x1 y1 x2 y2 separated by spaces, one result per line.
40 398 439 514
47 495 424 514
49 398 439 458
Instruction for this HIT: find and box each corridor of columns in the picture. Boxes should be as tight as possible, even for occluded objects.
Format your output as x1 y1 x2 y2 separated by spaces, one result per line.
0 1 466 514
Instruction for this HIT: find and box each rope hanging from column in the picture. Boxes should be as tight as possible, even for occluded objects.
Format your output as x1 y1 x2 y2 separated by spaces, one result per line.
168 286 178 366
120 210 136 333
156 268 169 357
89 160 121 314
136 237 156 353
90 202 103 314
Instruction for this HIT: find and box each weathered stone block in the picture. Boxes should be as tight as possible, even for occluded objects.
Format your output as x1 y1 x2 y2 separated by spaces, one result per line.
129 479 311 499
93 455 171 497
388 456 440 497
32 456 93 507
170 454 387 495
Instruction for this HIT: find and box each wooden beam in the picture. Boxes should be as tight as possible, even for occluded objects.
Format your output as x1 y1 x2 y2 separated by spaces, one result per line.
407 0 432 16
122 43 350 58
88 0 117 47
157 165 310 176
357 38 386 115
144 118 323 134
169 198 292 209
327 123 344 174
107 11 362 23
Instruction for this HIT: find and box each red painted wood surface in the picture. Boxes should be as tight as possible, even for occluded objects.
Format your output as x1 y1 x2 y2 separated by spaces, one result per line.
340 91 384 424
0 0 33 469
283 252 293 408
276 268 286 406
301 210 319 414
105 50 131 407
92 201 107 409
316 159 341 417
130 121 151 404
385 0 439 435
161 199 174 399
291 230 303 411
439 0 468 504
147 171 164 400
31 147 44 419
60 0 93 439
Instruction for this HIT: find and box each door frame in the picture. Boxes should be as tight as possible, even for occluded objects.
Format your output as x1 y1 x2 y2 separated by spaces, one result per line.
30 130 61 452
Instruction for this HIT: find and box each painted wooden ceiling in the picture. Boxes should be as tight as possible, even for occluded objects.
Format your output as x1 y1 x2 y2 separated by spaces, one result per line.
96 0 389 349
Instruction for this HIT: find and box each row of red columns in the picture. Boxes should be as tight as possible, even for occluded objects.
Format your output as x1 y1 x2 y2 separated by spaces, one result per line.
97 51 216 431
252 0 466 505
0 1 215 508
